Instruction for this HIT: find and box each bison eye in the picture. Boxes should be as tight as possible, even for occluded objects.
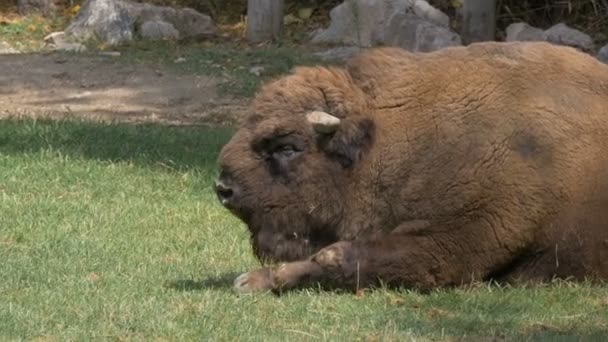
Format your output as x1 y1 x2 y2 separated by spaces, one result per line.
271 144 299 159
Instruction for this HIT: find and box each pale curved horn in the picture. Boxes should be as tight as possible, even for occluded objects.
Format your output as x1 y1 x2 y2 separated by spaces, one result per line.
306 111 341 133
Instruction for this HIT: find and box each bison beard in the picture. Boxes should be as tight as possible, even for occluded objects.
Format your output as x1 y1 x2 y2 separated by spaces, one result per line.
215 41 608 294
249 211 340 264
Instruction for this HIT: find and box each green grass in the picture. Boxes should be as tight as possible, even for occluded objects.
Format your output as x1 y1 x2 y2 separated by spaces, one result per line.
0 118 607 341
0 14 67 52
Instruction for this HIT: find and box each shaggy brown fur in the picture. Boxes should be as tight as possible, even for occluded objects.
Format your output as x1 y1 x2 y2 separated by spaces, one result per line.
215 41 608 293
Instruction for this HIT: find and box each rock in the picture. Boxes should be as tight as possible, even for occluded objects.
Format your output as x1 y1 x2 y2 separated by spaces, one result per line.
65 0 215 46
54 42 87 52
544 23 594 52
99 51 121 57
134 4 215 40
504 22 594 52
597 45 608 64
0 41 19 54
405 0 450 27
384 13 461 52
65 0 134 46
44 31 67 45
140 20 179 40
311 0 458 51
249 66 265 76
43 31 87 52
505 22 546 42
163 7 215 40
313 46 363 62
311 0 383 47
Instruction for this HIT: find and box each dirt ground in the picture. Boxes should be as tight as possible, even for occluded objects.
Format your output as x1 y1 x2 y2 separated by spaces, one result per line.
0 52 249 126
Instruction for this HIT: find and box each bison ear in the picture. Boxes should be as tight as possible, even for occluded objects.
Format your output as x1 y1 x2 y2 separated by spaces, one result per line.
313 114 375 168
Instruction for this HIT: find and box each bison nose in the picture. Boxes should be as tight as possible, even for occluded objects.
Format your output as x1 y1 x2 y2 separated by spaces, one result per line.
214 176 238 207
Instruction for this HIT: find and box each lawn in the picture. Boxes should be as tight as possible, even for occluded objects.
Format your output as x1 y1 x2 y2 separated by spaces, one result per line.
0 118 607 341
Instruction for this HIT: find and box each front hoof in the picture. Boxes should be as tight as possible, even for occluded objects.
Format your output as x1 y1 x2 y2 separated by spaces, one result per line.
233 268 275 294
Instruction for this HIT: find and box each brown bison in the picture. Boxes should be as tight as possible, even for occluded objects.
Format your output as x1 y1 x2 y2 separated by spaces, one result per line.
214 41 608 294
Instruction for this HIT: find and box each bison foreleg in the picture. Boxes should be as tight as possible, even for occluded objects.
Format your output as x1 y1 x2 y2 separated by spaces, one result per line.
233 224 517 294
233 259 324 294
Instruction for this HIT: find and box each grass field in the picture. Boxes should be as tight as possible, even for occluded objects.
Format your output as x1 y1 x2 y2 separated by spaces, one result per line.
1 118 608 341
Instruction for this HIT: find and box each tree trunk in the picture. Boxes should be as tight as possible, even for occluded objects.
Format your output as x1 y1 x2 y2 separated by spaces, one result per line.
246 0 284 43
461 0 497 44
17 0 56 16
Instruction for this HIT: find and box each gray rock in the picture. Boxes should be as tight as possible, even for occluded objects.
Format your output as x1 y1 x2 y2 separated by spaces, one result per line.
65 0 215 46
43 31 87 52
597 45 608 64
0 41 19 54
44 31 67 45
65 0 134 46
311 0 383 47
407 0 450 27
99 51 121 57
505 22 546 42
132 4 215 40
384 13 460 52
249 66 265 76
504 21 595 52
170 7 215 39
311 0 457 51
54 42 87 52
313 46 363 62
140 20 179 40
545 23 594 52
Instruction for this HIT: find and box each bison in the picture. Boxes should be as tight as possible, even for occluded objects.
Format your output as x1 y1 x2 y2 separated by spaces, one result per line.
214 41 608 294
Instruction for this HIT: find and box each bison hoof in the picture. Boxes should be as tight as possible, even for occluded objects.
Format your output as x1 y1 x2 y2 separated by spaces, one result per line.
233 268 275 294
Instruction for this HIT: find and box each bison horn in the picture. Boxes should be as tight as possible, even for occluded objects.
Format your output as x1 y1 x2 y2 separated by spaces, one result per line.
306 111 341 133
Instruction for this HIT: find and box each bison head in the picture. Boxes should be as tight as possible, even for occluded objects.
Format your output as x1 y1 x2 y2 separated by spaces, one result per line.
214 66 375 264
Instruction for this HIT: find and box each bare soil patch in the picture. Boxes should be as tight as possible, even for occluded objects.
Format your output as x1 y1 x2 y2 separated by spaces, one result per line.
0 52 249 126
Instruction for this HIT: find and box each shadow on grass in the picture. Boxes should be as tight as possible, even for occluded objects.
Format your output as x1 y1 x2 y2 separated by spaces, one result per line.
165 272 241 291
0 117 235 173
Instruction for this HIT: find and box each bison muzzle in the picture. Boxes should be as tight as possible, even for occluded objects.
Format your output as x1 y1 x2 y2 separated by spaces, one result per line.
214 41 608 294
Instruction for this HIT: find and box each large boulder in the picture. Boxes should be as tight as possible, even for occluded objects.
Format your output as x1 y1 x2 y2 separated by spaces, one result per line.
597 44 608 64
384 13 461 52
310 0 384 47
505 22 594 52
65 0 135 45
139 20 180 40
311 0 459 52
65 0 215 46
544 23 594 52
505 22 546 42
130 4 215 40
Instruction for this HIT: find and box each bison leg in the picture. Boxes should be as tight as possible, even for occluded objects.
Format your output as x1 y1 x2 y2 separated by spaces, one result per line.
234 223 521 293
233 260 324 294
